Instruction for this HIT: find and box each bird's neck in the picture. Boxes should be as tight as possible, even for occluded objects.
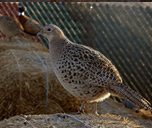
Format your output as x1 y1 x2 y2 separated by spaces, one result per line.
49 36 69 52
49 37 70 65
50 35 66 43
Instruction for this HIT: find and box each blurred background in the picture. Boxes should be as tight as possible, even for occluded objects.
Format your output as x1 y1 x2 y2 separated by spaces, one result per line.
0 2 152 103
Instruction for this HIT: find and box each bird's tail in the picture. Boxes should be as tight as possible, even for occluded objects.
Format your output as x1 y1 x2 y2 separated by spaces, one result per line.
110 83 152 112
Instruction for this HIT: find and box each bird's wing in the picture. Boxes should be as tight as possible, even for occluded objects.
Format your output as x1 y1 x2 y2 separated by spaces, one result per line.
62 43 122 86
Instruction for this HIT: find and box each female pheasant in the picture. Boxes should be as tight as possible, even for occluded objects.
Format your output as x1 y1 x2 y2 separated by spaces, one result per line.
38 24 152 114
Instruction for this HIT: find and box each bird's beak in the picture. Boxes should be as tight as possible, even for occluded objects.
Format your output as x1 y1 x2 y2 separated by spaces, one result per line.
37 30 43 36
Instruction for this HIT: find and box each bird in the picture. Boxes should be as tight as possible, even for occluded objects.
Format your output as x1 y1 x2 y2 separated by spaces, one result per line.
18 5 41 36
37 24 152 114
0 15 24 41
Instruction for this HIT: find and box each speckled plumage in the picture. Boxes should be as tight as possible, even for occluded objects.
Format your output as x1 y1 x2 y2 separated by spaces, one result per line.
38 24 152 113
53 40 121 103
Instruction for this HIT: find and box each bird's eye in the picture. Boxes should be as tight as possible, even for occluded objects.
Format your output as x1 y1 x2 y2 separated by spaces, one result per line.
47 28 52 32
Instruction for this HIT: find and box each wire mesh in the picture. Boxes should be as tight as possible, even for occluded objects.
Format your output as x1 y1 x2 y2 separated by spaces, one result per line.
0 2 152 103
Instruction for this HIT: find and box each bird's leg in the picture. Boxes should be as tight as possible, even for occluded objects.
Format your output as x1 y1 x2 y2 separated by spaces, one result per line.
68 101 86 115
78 101 86 114
91 102 99 115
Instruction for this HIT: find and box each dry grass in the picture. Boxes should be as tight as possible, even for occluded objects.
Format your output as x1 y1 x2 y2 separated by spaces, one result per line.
0 38 48 53
0 113 148 128
0 38 90 121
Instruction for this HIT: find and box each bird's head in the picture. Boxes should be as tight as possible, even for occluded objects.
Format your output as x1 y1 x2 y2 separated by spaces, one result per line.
37 24 65 42
18 5 26 16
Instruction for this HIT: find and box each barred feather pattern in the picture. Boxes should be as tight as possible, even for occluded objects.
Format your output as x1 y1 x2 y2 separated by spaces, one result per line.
110 83 152 112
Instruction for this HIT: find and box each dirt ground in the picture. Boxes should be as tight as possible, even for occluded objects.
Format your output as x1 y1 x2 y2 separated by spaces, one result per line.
0 99 152 128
